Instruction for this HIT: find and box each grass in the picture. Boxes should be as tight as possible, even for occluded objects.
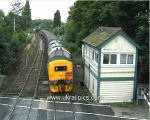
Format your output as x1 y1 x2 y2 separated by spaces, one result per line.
24 34 36 52
29 35 36 55
110 102 139 108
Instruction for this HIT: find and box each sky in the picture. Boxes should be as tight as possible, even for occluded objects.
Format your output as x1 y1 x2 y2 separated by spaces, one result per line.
0 0 76 22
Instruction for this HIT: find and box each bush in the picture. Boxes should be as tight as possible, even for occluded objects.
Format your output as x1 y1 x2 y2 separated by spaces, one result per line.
25 33 32 44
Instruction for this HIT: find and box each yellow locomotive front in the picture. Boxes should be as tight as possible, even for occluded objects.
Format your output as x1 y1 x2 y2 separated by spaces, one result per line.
48 48 73 92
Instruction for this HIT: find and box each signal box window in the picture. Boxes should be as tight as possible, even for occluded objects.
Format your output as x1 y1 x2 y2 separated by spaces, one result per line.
120 54 126 64
127 55 133 64
95 53 99 63
103 54 109 64
92 50 94 60
120 54 134 64
111 54 117 64
103 54 117 64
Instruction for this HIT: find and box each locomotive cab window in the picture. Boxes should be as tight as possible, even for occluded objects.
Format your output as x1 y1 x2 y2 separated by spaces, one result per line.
63 51 70 58
56 49 63 56
49 51 55 59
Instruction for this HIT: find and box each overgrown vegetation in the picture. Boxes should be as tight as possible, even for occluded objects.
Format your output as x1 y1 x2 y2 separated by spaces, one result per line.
0 0 32 73
110 102 139 108
32 19 53 31
63 1 149 83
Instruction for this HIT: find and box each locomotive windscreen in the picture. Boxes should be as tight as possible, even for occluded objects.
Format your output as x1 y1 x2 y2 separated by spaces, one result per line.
55 66 67 71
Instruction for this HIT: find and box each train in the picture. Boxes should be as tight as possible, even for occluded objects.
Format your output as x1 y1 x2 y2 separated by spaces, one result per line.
39 30 73 92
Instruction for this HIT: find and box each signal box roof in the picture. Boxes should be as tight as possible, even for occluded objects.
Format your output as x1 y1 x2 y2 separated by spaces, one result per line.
82 27 140 49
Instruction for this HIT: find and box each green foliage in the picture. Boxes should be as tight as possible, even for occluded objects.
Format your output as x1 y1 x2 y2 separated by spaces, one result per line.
32 19 53 31
0 29 10 72
11 0 22 15
2 12 15 37
63 1 149 76
53 10 61 28
25 33 32 44
111 102 139 108
32 19 65 37
65 1 148 45
22 0 31 31
10 32 27 58
10 0 23 32
0 5 32 73
0 10 4 28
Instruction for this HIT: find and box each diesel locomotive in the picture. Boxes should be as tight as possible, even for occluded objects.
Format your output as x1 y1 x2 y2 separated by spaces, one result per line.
40 30 73 92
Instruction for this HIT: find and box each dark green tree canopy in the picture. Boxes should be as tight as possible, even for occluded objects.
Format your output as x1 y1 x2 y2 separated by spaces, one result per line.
53 10 61 28
22 0 31 30
0 0 32 73
0 10 4 28
64 1 149 83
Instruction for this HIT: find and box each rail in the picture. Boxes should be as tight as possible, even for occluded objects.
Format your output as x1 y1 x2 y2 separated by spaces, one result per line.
7 35 43 120
27 40 44 120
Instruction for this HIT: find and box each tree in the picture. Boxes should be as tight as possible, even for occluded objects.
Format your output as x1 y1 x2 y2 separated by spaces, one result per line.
32 19 53 31
11 0 22 15
22 0 31 30
64 1 149 83
0 10 4 27
0 30 10 73
53 10 61 28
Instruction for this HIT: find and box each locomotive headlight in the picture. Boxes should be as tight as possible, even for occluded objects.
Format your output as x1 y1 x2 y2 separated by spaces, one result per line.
60 72 63 76
56 67 58 70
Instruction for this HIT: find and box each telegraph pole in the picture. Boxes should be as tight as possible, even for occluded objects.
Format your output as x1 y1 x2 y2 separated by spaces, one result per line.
14 17 15 32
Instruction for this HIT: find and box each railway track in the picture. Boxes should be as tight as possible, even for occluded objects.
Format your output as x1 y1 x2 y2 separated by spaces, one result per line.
6 31 77 120
49 91 76 120
7 33 45 120
68 92 76 120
